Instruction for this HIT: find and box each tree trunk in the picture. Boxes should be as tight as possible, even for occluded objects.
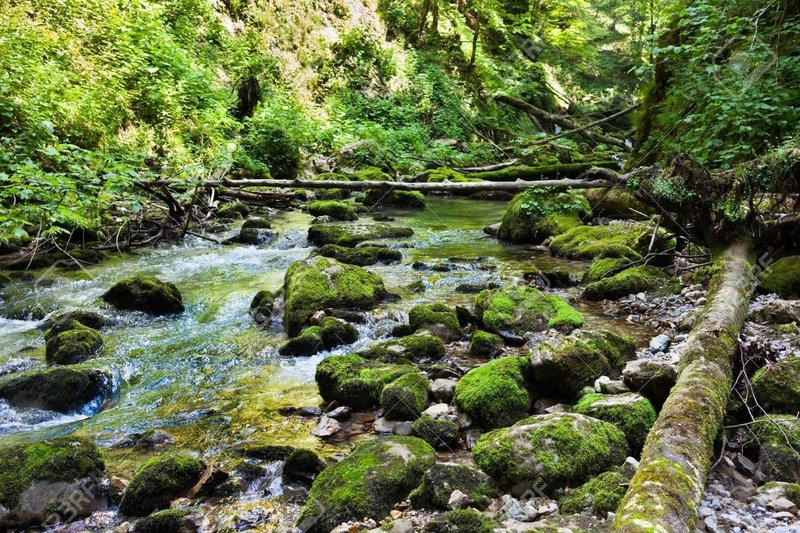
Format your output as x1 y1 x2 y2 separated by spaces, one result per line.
613 237 756 532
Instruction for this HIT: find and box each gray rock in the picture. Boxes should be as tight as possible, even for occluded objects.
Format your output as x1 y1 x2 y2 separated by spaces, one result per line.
311 416 341 437
622 358 678 408
431 378 457 403
422 403 451 419
390 519 414 533
648 333 672 353
448 489 470 510
751 300 800 325
327 406 352 420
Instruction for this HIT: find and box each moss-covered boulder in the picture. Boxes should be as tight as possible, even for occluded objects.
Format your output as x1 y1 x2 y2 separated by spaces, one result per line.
583 265 676 300
283 448 325 484
744 415 800 483
381 372 430 420
319 317 359 349
408 303 462 342
469 331 503 358
307 223 414 247
411 416 460 450
279 326 324 356
583 188 656 219
42 310 105 334
530 331 636 398
241 217 271 230
583 257 630 283
573 393 656 451
0 436 105 528
238 225 277 245
308 200 358 221
549 223 669 260
135 509 192 533
558 471 627 516
364 189 426 208
454 356 533 429
118 454 205 516
283 257 391 336
315 354 416 410
760 256 800 298
0 366 112 413
358 330 445 363
497 191 590 244
249 289 277 325
297 436 435 532
472 412 629 491
102 276 184 315
217 201 250 219
474 285 584 336
409 463 497 511
752 357 800 414
314 244 402 266
45 323 104 365
425 509 495 533
424 168 480 183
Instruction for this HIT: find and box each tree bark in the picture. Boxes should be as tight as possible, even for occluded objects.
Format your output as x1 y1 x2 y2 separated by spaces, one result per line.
613 237 756 532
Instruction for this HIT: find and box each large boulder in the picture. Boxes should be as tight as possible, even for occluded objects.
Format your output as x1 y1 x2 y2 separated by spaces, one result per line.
0 436 106 528
45 322 104 365
583 188 656 219
315 354 416 410
0 366 113 413
583 265 677 300
314 244 402 266
409 463 498 511
380 372 430 420
558 470 628 516
307 224 413 247
454 356 533 429
497 191 590 244
297 436 435 532
469 331 503 358
529 331 636 397
283 257 391 337
549 223 671 260
572 392 657 451
102 276 184 315
474 285 583 337
363 189 426 208
744 415 800 483
407 303 462 342
307 200 358 221
472 413 629 491
760 256 800 298
622 359 677 409
279 326 324 356
752 357 800 414
42 310 105 332
357 330 445 363
118 454 205 516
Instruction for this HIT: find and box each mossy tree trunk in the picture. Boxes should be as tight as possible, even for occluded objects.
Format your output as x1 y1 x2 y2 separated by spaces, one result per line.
613 237 756 532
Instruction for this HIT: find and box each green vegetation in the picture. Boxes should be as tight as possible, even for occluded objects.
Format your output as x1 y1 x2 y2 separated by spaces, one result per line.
751 357 800 414
407 303 461 342
314 244 403 266
475 285 584 336
559 471 628 516
315 354 416 410
454 356 533 429
409 463 497 511
102 276 184 315
760 256 800 298
380 372 430 420
469 331 503 358
583 265 679 300
307 201 358 221
498 189 591 244
573 392 657 451
45 323 104 365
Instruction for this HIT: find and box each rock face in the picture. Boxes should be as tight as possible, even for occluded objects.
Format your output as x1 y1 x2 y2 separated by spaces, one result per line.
529 331 636 397
454 356 533 429
118 454 205 516
297 436 435 532
0 436 106 528
745 416 800 483
314 244 402 266
572 392 657 451
307 224 414 247
497 191 590 244
407 303 462 342
472 413 629 491
474 285 584 336
409 463 498 511
0 366 113 413
760 256 800 298
102 276 184 315
283 257 391 336
315 354 416 410
45 322 104 365
752 356 800 414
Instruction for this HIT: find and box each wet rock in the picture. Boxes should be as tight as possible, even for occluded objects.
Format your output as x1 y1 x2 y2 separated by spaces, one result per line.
279 326 324 357
407 303 462 342
483 223 500 236
745 415 800 483
497 191 589 245
315 354 417 410
119 454 205 516
760 256 800 298
573 393 657 452
311 416 342 437
135 509 196 533
594 376 630 394
453 356 533 429
455 281 500 294
475 285 584 336
217 201 249 219
409 462 498 511
751 356 800 414
103 276 184 315
622 358 678 408
584 265 678 301
42 310 106 332
381 372 430 420
189 464 229 497
326 406 352 420
283 448 325 484
238 227 277 246
307 223 414 248
358 330 445 363
307 200 358 221
45 323 104 365
314 244 402 266
648 333 672 353
109 476 128 502
234 508 271 530
249 289 278 325
111 430 175 450
469 331 503 358
430 379 457 403
411 415 459 449
0 366 113 413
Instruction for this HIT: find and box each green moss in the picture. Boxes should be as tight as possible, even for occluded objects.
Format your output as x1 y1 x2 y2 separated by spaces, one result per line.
763 481 800 507
241 217 271 230
548 295 586 330
297 436 435 532
283 257 390 336
573 393 657 451
411 416 460 450
45 323 103 365
307 223 414 247
358 330 445 363
217 201 250 219
279 326 324 356
744 415 800 483
102 276 184 315
314 244 402 266
308 200 358 221
0 436 104 512
584 257 630 283
752 356 800 414
760 256 800 298
469 330 503 358
135 509 189 533
549 223 670 260
497 191 590 244
0 365 112 413
353 167 393 181
424 168 479 183
118 454 204 516
426 509 495 532
409 463 496 511
583 265 675 301
408 303 461 341
364 189 426 208
558 471 627 516
43 310 105 337
381 372 430 420
315 354 416 410
454 356 532 429
475 286 583 336
249 289 276 322
319 317 359 349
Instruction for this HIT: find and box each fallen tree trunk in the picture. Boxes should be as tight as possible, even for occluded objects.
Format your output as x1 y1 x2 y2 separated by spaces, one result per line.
613 237 756 532
527 102 639 147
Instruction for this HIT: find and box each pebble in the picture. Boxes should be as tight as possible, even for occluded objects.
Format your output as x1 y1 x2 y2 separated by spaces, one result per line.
311 415 341 437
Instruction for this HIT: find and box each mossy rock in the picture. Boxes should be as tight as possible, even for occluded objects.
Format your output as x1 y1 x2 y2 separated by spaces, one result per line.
0 436 105 528
425 509 495 532
314 244 402 266
760 256 800 298
583 188 656 219
42 310 105 335
381 372 430 420
454 356 533 429
283 448 325 484
102 276 184 316
308 200 358 221
583 265 678 300
315 354 417 410
364 189 426 208
297 436 435 533
424 168 480 183
752 356 800 414
353 167 393 181
283 257 391 337
558 470 627 516
217 201 250 219
549 223 670 260
583 257 630 283
475 285 584 336
320 317 359 349
308 223 414 248
469 331 503 358
45 323 104 365
134 509 191 533
238 227 277 245
744 415 800 483
408 303 462 342
0 366 112 413
573 393 656 451
118 454 205 516
279 326 324 356
411 416 460 450
472 412 629 491
249 289 277 324
530 331 636 398
358 330 446 363
409 463 497 511
241 217 271 230
497 191 590 244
